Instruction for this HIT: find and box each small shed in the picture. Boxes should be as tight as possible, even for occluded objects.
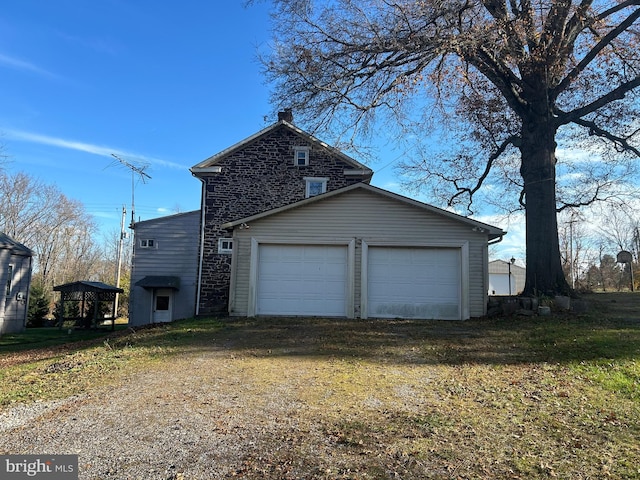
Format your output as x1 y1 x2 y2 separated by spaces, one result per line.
53 281 124 330
1 233 34 334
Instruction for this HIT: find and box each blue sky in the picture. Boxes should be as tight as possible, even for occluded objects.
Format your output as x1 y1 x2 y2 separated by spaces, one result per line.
0 1 521 260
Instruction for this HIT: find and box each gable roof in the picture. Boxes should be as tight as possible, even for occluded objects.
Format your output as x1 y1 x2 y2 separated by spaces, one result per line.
489 259 525 272
189 120 373 177
222 183 506 241
0 232 34 257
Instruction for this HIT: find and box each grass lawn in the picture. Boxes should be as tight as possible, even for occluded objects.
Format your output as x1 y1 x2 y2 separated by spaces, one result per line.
0 324 129 351
1 292 639 478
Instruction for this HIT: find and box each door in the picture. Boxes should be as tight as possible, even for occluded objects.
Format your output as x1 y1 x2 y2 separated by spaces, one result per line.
367 247 461 320
257 244 348 316
152 288 173 323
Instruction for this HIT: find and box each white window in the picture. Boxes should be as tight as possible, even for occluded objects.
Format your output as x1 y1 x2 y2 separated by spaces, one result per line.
293 147 310 166
304 177 328 198
218 238 233 254
140 239 156 248
5 265 12 298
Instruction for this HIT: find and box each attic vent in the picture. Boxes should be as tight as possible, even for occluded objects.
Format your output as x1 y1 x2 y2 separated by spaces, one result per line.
278 109 293 123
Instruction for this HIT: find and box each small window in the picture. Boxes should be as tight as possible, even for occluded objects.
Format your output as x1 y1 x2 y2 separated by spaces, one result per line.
218 238 233 254
140 239 156 248
155 295 170 311
304 177 328 198
293 147 310 166
5 265 12 298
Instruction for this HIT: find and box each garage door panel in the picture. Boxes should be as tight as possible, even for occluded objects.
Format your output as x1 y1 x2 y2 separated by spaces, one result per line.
368 247 460 320
257 245 347 316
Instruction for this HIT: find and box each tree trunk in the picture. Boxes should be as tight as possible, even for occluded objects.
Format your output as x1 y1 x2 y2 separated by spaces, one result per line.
519 117 572 297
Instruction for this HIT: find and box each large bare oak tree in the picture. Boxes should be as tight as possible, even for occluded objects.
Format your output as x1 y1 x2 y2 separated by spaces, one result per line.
262 0 640 296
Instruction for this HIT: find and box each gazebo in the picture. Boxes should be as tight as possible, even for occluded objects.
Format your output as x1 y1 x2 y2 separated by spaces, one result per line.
53 281 124 330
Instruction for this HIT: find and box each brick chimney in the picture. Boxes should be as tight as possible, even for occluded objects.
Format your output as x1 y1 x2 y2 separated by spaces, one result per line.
277 109 293 123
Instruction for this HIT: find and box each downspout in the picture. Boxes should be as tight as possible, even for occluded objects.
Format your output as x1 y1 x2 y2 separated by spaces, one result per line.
488 233 505 245
193 174 206 317
486 232 506 315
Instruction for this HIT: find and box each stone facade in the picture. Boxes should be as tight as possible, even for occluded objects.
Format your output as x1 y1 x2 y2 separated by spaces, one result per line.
192 121 372 315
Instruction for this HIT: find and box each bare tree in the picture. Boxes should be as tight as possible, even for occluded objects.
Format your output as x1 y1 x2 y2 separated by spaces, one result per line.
0 171 101 292
262 0 640 296
595 202 638 252
558 209 591 289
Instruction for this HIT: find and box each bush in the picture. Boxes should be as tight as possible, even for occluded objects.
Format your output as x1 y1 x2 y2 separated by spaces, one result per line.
27 285 51 328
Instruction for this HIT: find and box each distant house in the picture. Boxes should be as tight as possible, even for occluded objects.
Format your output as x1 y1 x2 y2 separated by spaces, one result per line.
129 113 506 324
0 233 34 334
488 259 525 296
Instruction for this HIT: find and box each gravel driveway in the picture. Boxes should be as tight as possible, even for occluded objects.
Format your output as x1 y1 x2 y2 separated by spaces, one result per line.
1 336 326 479
5 300 638 479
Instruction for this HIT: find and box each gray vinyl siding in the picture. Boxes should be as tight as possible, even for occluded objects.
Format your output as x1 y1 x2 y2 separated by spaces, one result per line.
130 211 200 325
229 189 491 319
0 250 32 334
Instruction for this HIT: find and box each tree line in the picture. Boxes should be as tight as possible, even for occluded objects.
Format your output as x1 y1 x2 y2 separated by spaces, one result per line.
558 203 639 292
1 168 131 325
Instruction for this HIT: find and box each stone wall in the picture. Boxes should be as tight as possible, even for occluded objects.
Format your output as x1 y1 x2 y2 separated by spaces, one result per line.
487 295 589 317
196 124 368 315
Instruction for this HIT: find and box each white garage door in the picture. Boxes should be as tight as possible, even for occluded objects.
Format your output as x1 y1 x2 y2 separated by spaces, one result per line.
257 244 348 316
367 247 461 320
488 273 516 296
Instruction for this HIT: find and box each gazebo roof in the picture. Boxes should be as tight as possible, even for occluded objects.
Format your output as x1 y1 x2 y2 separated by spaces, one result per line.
53 281 124 294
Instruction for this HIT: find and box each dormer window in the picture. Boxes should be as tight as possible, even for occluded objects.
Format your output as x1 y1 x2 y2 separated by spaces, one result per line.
304 177 328 198
293 147 310 166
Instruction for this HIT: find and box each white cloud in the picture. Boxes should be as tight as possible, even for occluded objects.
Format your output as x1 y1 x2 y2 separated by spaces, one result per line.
3 128 185 170
556 171 585 183
0 52 59 79
475 212 527 264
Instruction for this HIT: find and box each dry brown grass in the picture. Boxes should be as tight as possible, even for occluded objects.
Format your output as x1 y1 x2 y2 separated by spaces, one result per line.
1 293 639 479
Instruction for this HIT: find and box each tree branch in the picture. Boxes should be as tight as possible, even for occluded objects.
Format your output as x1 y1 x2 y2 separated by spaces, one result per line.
573 117 640 157
554 6 640 96
560 75 640 123
448 134 520 212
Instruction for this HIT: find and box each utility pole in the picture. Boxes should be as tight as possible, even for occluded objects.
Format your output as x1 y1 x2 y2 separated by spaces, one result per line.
114 206 126 319
568 214 578 289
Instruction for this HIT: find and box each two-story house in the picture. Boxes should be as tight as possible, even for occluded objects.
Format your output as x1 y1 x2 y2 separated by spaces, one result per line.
130 112 372 324
130 112 504 325
189 110 373 316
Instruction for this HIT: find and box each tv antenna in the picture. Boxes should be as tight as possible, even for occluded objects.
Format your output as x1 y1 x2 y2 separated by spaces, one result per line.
109 154 151 227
